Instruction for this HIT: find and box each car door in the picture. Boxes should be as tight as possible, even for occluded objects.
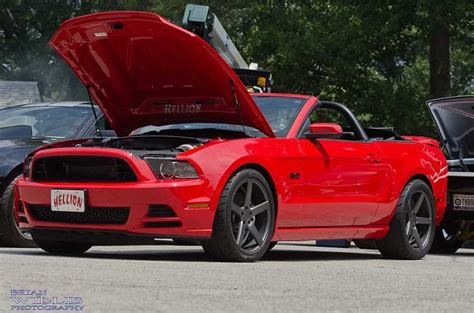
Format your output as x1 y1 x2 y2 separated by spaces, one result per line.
296 102 391 227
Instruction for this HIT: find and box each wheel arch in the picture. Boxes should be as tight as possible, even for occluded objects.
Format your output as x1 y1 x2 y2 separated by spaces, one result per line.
0 164 23 195
408 174 433 192
211 162 279 220
399 172 443 224
235 163 278 217
379 171 438 227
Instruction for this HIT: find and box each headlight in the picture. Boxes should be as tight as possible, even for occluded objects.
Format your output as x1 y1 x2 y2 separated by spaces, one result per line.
144 157 199 179
23 157 33 178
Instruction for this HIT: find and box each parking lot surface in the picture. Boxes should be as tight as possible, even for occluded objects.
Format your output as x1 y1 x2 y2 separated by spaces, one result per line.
1 242 472 312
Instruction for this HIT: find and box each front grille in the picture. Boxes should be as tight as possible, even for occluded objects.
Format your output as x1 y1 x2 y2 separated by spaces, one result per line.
28 204 130 225
32 156 136 182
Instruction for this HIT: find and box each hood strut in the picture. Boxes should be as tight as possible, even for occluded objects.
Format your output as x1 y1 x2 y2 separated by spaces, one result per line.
229 79 246 136
87 88 103 139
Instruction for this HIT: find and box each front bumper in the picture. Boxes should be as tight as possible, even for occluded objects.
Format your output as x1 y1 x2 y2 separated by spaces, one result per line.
17 179 215 240
29 228 201 245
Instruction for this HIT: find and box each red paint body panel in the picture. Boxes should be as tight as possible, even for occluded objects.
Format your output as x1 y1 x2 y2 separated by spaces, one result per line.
17 127 448 242
309 123 343 136
296 139 391 227
49 11 274 137
16 12 449 244
369 141 448 225
401 136 441 148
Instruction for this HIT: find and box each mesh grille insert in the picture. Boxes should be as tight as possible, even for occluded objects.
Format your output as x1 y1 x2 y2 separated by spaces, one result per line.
32 156 136 182
28 204 130 225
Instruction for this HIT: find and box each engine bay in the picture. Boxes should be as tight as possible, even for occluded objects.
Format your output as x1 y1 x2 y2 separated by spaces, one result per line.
79 135 206 158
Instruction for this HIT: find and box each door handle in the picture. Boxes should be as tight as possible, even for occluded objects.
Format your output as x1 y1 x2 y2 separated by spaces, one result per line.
366 153 382 164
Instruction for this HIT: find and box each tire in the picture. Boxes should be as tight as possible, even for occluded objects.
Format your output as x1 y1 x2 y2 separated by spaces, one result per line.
267 241 278 251
0 174 36 247
202 169 275 262
353 239 377 250
32 236 91 254
376 179 436 260
430 221 463 254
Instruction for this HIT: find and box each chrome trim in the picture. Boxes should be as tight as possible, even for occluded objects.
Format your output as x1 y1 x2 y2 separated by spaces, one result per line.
448 159 474 166
448 172 474 177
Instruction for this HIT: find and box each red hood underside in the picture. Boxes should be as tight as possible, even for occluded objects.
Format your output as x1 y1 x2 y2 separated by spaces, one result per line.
50 11 274 137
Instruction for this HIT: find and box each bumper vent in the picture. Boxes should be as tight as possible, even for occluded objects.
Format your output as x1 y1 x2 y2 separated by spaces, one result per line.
148 205 177 218
28 204 130 225
32 156 137 182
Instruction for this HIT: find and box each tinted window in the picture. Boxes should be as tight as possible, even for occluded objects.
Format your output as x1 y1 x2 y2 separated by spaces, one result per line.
0 106 92 139
253 96 306 137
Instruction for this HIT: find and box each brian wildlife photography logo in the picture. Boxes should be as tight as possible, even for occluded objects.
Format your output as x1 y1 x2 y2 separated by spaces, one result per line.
10 289 84 311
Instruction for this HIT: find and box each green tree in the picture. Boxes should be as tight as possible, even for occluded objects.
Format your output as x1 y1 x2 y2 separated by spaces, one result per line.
0 0 472 137
0 0 159 100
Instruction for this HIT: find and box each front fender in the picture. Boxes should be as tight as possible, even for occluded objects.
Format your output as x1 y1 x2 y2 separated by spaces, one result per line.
183 138 291 215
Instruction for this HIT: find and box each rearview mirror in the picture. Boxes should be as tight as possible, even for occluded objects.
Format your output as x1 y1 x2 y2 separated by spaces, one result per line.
305 123 343 139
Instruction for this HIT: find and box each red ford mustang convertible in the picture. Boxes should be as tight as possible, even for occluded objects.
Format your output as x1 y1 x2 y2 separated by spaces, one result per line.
16 12 448 261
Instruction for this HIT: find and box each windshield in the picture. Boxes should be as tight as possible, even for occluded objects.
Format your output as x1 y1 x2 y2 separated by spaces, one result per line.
134 96 307 138
253 96 306 137
0 106 92 139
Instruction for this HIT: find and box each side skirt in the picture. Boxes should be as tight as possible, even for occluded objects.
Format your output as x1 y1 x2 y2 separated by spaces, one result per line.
273 225 389 241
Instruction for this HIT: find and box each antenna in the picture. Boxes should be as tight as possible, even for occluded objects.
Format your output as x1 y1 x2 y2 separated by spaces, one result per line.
86 88 103 139
229 80 246 136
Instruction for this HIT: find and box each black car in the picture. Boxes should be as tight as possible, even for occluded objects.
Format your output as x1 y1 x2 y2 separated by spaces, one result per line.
428 96 474 253
0 102 115 247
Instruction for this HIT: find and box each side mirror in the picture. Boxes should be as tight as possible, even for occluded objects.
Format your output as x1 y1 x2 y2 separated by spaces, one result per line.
305 123 343 139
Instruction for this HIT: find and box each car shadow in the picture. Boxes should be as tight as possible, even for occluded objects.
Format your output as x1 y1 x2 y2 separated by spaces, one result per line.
0 245 382 263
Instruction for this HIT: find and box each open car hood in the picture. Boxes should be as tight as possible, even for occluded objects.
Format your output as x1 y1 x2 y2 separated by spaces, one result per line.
50 11 274 137
428 96 474 159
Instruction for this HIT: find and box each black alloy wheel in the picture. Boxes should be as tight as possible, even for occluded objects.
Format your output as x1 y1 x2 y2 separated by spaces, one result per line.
230 179 272 253
377 179 435 259
202 169 275 262
404 190 433 251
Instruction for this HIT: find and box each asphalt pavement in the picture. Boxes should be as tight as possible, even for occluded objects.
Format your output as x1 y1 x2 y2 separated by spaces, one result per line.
1 242 472 313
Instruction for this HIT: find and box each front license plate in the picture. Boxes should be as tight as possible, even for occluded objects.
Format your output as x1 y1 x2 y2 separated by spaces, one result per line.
453 194 474 211
51 189 86 212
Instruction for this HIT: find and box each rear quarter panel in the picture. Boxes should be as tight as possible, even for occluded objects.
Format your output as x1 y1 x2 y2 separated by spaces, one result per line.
372 140 448 225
